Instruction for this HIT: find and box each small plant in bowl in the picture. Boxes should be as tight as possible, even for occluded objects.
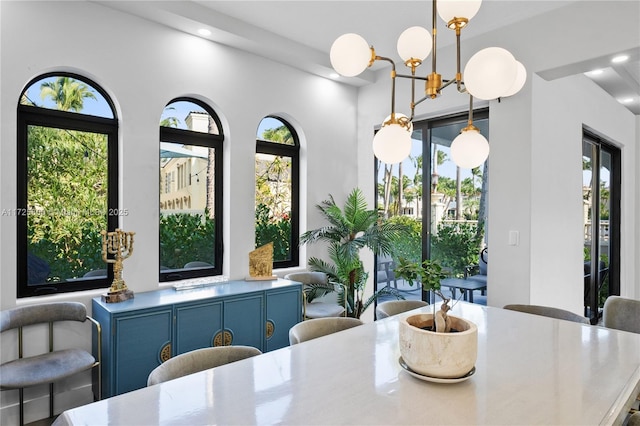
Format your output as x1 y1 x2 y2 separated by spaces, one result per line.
394 257 454 332
394 257 478 379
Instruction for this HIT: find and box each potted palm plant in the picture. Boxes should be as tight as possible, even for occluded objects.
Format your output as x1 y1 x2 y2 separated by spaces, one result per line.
394 258 478 380
300 188 410 319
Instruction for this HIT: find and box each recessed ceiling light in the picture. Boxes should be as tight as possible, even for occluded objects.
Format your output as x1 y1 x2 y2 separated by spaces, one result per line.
611 55 629 64
329 73 340 79
586 69 604 76
198 28 212 37
618 97 634 104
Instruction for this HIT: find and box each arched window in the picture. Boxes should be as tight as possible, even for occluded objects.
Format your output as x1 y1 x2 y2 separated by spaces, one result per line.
159 98 224 281
255 116 299 268
17 72 118 297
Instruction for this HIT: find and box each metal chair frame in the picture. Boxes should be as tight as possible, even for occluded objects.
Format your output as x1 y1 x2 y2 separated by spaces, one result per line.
0 302 102 425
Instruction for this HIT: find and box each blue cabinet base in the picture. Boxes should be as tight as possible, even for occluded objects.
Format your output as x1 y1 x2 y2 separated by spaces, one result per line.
92 279 302 397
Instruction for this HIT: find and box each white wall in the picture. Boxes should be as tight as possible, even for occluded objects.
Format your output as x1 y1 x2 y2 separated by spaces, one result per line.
0 1 358 422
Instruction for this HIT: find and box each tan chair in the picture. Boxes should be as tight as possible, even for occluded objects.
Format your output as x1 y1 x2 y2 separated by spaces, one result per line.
628 411 640 426
288 317 363 345
376 300 429 320
284 272 347 319
0 302 101 426
503 304 589 324
147 345 262 386
603 296 640 334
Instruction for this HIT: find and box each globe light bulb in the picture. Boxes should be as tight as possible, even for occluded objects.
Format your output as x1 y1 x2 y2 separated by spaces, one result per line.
373 123 412 164
450 128 489 169
502 60 527 97
463 47 518 100
437 0 482 24
397 26 432 63
330 33 371 77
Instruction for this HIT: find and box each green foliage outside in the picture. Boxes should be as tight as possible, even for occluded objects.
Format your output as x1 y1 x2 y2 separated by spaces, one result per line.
27 126 108 282
255 203 291 262
386 215 422 263
255 123 294 261
159 212 215 269
431 222 483 277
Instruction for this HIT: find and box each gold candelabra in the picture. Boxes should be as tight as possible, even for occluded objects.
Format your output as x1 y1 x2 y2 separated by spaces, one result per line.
101 228 135 303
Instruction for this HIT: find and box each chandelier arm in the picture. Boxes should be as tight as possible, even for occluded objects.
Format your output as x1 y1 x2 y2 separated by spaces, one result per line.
456 28 463 91
396 73 427 81
409 64 418 120
431 0 438 75
413 94 430 109
462 95 478 132
439 78 457 91
376 56 398 122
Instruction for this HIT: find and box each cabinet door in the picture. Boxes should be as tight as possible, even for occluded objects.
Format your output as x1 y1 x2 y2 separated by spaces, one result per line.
223 294 264 349
266 287 302 351
174 300 223 354
113 308 173 395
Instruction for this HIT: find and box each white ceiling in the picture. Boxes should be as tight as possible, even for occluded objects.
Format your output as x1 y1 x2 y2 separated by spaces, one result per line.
97 0 639 114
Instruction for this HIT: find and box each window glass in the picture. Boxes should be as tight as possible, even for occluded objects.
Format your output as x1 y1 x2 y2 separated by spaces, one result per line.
375 111 489 304
160 99 223 281
20 76 114 118
255 117 299 268
17 73 118 297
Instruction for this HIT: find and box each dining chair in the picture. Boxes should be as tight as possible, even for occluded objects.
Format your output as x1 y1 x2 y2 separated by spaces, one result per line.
0 302 101 426
284 272 347 319
183 261 213 268
288 317 363 345
375 300 429 320
628 412 640 426
503 304 590 324
602 296 640 334
377 255 398 290
82 268 107 277
147 345 262 386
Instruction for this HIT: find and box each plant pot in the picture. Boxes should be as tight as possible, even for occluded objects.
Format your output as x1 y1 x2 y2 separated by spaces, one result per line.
399 313 478 379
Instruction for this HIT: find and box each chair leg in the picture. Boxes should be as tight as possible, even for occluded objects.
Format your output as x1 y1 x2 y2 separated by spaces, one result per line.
49 383 54 419
19 388 24 426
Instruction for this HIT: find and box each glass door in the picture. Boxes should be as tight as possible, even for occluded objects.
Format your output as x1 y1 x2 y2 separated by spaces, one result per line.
374 109 489 305
423 114 488 303
582 131 620 324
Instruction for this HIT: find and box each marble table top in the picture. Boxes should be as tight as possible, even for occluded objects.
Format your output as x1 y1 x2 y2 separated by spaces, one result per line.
54 302 640 425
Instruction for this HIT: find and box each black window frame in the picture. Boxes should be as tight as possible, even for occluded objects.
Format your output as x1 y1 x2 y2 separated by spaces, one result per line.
17 72 118 298
255 116 300 269
159 98 224 282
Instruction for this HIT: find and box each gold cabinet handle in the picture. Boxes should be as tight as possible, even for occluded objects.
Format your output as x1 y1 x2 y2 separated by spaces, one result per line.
266 320 274 339
160 342 172 363
213 330 233 346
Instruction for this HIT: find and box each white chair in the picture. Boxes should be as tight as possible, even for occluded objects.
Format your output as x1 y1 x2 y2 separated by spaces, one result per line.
0 302 101 426
289 317 363 345
503 304 589 324
284 272 346 319
147 346 262 386
376 300 429 320
603 296 640 334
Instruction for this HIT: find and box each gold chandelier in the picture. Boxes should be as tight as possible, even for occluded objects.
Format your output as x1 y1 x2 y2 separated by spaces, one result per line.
329 0 526 168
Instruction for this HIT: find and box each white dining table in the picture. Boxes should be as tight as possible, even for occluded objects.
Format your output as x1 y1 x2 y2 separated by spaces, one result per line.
54 302 640 425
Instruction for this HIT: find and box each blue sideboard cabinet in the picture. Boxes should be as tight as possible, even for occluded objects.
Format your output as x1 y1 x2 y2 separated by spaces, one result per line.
92 279 302 397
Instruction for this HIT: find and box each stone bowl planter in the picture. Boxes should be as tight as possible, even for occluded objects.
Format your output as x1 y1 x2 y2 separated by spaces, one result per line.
399 313 478 379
